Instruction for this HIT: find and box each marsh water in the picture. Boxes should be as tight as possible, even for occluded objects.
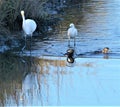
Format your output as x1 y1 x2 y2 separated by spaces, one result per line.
1 0 120 106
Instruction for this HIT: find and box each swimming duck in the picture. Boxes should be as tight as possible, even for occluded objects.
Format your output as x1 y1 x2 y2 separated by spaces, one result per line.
67 49 74 56
93 47 110 54
64 49 74 56
102 47 110 54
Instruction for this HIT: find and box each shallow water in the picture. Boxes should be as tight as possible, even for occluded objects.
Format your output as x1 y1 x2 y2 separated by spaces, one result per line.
25 0 120 58
0 55 120 106
1 0 120 106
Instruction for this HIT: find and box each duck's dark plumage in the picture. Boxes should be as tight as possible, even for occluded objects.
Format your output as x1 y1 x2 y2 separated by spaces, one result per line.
65 48 75 63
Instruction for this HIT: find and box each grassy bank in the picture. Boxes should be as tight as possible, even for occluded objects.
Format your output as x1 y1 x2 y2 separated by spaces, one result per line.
0 0 49 35
0 0 56 52
0 0 84 35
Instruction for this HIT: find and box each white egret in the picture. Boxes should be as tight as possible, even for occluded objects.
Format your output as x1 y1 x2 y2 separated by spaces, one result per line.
67 23 78 47
21 10 37 51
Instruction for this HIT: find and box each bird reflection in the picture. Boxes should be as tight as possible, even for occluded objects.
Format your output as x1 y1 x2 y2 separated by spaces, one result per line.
65 48 75 63
67 57 74 63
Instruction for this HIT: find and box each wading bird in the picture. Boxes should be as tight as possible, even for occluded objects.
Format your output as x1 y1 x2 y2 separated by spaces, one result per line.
67 23 78 47
21 10 37 51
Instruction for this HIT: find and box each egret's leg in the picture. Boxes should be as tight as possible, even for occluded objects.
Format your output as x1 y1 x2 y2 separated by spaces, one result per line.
68 37 70 47
25 36 26 47
74 36 76 47
30 35 32 49
73 43 77 56
30 34 32 55
68 40 70 47
22 35 26 51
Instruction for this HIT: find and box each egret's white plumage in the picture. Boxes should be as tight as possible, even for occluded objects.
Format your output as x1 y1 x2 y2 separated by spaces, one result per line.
67 23 78 47
21 10 37 50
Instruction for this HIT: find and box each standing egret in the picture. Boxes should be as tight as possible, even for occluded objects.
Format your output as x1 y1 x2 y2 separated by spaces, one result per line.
67 23 78 47
21 10 37 51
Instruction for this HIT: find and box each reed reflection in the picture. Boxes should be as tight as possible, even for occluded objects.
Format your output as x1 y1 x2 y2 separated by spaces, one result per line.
0 53 74 106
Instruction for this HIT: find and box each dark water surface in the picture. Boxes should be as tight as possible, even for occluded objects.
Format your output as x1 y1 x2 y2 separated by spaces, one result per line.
1 0 120 106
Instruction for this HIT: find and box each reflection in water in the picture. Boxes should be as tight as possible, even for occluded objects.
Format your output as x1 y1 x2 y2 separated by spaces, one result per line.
0 53 24 106
0 53 71 106
1 54 120 106
23 56 76 106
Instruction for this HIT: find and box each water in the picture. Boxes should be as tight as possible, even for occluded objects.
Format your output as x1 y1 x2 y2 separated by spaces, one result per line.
1 0 120 106
28 0 120 57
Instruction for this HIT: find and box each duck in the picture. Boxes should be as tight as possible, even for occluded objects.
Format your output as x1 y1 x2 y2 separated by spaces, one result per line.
102 47 110 54
93 47 110 54
65 48 75 63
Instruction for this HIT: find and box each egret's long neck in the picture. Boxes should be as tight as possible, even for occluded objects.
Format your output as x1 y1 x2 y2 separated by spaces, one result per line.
21 14 25 23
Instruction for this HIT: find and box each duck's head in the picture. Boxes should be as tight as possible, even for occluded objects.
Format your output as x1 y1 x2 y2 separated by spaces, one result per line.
102 47 110 54
67 48 74 54
66 49 74 57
